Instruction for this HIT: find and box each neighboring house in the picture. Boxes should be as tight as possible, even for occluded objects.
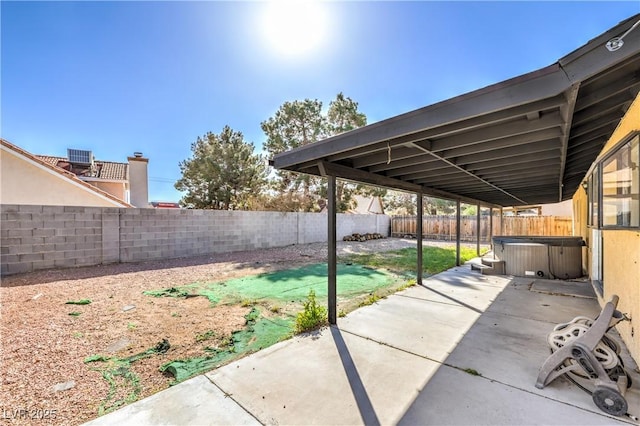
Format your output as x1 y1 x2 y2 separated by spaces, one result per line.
319 195 385 214
348 195 385 214
150 201 180 209
0 139 137 208
35 148 149 208
573 92 640 362
503 200 573 217
541 200 573 216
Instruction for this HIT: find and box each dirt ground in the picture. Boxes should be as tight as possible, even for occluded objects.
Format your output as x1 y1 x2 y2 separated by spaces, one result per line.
0 238 473 425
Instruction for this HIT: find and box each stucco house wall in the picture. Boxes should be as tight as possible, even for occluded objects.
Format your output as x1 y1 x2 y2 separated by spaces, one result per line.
91 180 128 203
572 93 640 361
1 140 129 208
128 155 149 208
541 200 572 217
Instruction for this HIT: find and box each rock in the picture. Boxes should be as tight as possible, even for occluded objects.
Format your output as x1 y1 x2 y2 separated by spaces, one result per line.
51 381 75 392
106 336 131 353
122 305 136 312
32 293 43 300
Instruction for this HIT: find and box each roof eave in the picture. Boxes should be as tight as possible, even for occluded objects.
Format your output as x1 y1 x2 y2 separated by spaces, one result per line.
273 64 570 170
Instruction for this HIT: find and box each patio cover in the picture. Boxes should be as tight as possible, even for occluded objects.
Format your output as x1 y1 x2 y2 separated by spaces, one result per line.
273 14 640 208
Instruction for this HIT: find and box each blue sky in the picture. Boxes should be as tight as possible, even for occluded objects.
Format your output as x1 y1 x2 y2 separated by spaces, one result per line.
2 1 638 202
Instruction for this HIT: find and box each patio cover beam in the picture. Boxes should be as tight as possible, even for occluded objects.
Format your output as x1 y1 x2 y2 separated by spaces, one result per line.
386 162 453 178
409 156 561 184
317 161 501 208
453 139 560 165
352 147 424 168
427 111 564 153
368 155 442 173
467 154 561 173
366 128 562 174
436 128 563 159
574 71 640 112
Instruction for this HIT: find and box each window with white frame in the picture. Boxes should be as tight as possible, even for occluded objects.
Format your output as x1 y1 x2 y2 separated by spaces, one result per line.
601 134 639 228
588 164 599 227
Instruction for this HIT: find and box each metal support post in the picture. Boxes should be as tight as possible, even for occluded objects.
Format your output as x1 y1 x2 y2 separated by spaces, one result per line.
456 200 461 266
476 204 481 256
489 207 494 256
328 175 337 325
417 192 423 285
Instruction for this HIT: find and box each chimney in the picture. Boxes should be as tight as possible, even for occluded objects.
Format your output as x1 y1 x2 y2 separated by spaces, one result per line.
127 152 149 207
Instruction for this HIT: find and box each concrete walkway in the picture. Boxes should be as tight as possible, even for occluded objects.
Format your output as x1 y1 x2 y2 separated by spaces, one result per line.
86 264 640 425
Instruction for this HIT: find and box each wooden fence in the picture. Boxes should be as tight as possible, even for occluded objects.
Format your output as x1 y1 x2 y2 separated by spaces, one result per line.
391 215 573 242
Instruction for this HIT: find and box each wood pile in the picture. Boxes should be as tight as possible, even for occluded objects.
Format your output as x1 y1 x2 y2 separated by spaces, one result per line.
342 233 384 242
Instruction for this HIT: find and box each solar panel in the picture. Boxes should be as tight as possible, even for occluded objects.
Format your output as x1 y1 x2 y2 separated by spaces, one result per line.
67 149 92 165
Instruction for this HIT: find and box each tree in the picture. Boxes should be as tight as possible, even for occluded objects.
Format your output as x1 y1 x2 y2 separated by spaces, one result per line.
262 93 384 212
384 192 417 215
462 204 477 216
261 99 327 211
175 126 267 210
425 197 456 215
326 93 387 211
327 92 366 135
384 192 456 215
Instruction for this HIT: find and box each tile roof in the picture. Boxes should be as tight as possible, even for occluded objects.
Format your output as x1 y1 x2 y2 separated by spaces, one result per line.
33 155 128 181
1 139 133 207
36 156 61 167
98 161 128 180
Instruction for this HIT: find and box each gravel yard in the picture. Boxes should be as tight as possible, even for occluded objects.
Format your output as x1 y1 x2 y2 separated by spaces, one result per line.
0 238 481 425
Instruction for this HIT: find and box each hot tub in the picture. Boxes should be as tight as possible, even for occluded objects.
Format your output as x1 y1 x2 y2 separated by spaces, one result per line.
492 236 585 279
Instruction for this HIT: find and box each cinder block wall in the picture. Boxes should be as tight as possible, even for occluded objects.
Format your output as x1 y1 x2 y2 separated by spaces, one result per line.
118 209 300 263
1 204 390 275
297 212 326 244
376 214 391 236
0 205 104 275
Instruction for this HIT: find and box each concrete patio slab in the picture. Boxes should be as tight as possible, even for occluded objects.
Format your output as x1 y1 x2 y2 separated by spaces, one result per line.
398 273 510 312
397 363 628 426
487 286 602 324
530 277 597 298
84 375 259 426
207 326 441 425
444 310 615 414
337 291 482 361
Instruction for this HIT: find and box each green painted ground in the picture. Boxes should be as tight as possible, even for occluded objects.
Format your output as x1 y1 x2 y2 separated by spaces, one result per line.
143 263 402 383
144 262 397 305
160 308 293 383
